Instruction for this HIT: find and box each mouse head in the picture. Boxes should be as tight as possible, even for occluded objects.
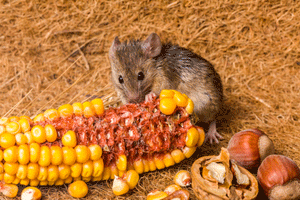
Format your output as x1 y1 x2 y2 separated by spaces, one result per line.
109 33 162 104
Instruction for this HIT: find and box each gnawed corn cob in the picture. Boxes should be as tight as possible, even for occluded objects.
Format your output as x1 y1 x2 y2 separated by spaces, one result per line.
0 90 205 189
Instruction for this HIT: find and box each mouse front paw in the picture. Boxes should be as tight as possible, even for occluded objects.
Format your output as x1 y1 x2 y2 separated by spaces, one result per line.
145 92 157 102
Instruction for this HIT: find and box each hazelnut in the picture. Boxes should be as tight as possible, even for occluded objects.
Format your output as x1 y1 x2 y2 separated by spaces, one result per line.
227 128 274 170
257 155 300 200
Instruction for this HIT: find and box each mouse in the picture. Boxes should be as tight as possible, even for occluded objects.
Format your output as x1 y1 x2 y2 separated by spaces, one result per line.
108 33 224 144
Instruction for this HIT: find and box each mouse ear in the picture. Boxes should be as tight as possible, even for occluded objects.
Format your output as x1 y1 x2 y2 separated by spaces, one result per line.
109 36 121 58
141 33 162 58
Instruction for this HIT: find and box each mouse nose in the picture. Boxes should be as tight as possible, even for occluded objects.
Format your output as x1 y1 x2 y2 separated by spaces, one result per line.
128 93 142 103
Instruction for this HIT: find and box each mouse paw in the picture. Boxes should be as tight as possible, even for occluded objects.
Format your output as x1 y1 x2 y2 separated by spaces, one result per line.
205 120 223 144
145 92 157 102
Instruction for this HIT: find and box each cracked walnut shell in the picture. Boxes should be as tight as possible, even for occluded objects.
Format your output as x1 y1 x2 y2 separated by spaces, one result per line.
191 148 258 200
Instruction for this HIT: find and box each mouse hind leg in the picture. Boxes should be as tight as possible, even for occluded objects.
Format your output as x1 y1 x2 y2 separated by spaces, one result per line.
205 120 223 144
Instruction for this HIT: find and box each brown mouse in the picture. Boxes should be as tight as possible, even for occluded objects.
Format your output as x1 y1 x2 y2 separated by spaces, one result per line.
108 33 223 144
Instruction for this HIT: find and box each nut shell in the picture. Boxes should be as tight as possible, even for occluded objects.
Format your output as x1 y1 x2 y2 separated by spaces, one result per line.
257 154 300 199
191 148 258 200
227 128 274 170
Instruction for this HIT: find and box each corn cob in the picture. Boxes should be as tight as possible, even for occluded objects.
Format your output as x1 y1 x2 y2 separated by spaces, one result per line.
0 89 205 188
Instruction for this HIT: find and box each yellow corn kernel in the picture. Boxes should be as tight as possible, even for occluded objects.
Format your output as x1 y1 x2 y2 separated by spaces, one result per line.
92 175 102 182
110 165 119 180
21 186 42 200
102 167 111 180
92 159 104 177
58 104 73 118
62 130 77 147
4 146 18 163
197 127 205 147
30 143 40 163
83 176 92 182
186 98 194 115
82 160 93 178
25 131 33 144
83 101 96 118
0 125 5 134
68 180 88 198
44 124 57 142
163 153 175 167
123 170 139 190
72 102 83 116
18 118 31 133
154 156 165 170
0 162 3 173
148 158 157 171
48 181 55 186
47 165 59 182
58 164 71 179
31 125 47 144
33 114 44 123
0 150 2 162
62 147 76 165
4 162 18 176
116 154 127 171
0 132 16 149
133 159 144 174
159 89 175 99
118 170 126 178
27 163 39 180
173 92 188 107
18 144 30 165
91 98 104 116
159 97 176 115
0 183 18 198
142 159 150 173
37 166 47 181
16 165 27 179
64 176 73 184
174 170 191 187
112 175 130 196
19 115 32 122
0 117 10 125
164 184 182 195
30 179 40 187
88 144 102 161
75 145 90 163
20 178 30 186
39 145 51 167
186 127 199 147
8 116 19 122
4 173 15 183
39 180 48 186
50 145 63 165
15 133 28 145
12 177 20 185
44 109 59 121
70 163 82 178
55 178 64 186
171 149 185 163
182 146 197 158
147 190 168 200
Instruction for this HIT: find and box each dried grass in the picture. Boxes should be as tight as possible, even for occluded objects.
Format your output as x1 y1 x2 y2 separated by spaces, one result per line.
0 0 300 199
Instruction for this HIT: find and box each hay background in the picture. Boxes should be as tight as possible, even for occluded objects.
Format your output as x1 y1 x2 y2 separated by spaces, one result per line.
0 0 299 199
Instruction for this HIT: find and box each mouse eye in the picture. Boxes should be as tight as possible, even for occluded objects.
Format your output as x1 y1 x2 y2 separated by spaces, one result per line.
118 75 124 84
137 72 144 81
